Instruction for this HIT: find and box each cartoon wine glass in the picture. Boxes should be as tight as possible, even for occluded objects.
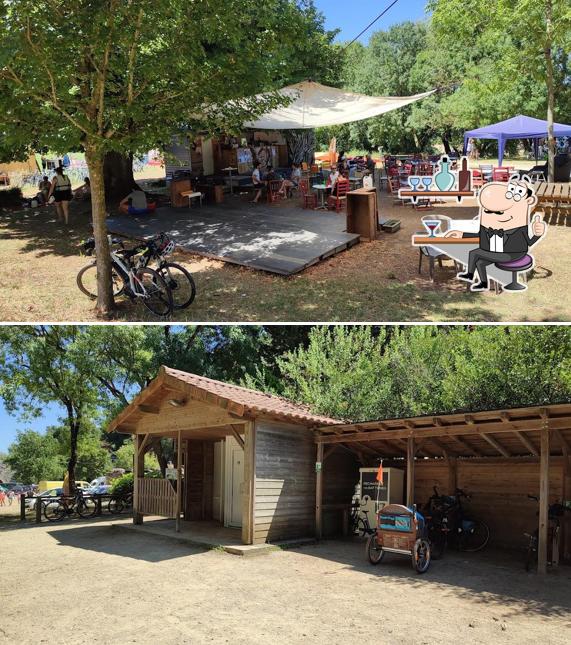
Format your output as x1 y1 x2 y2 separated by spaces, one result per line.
408 176 421 192
422 219 441 238
421 176 433 191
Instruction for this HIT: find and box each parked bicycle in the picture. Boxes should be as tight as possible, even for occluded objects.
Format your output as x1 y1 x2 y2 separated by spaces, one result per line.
423 486 490 559
43 489 97 522
77 235 176 317
349 500 375 537
108 492 133 515
524 494 569 572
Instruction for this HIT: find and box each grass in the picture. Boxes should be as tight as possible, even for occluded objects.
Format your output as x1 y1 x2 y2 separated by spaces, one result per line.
0 184 569 323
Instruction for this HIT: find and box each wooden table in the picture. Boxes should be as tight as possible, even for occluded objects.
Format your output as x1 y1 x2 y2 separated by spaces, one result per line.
411 235 512 287
535 181 571 211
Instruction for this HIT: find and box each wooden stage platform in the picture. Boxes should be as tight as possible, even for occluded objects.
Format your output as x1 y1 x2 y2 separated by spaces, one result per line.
106 202 360 276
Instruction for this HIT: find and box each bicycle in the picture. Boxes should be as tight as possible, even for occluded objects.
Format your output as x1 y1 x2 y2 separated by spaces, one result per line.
43 489 98 522
350 500 376 537
77 235 174 317
108 492 133 515
524 494 569 572
423 486 490 558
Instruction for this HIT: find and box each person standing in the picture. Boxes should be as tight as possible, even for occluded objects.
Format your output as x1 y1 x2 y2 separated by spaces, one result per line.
251 162 265 204
48 166 72 224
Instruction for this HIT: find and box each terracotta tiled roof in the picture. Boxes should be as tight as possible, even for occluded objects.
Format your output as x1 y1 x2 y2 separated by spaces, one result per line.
163 367 341 426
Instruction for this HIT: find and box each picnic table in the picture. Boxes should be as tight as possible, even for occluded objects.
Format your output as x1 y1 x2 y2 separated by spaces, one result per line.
534 182 571 219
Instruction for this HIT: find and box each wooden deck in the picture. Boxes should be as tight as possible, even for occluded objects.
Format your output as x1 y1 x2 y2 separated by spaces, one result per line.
106 201 361 276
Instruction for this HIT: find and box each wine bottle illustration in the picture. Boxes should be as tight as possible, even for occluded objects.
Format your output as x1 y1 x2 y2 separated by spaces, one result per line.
458 157 472 192
435 156 456 192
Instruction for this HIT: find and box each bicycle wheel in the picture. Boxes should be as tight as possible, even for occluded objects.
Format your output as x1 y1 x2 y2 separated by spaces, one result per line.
77 262 125 299
366 534 384 564
157 262 196 309
133 267 173 317
412 538 431 574
44 500 66 522
357 518 372 538
459 519 490 552
77 496 97 518
108 496 125 515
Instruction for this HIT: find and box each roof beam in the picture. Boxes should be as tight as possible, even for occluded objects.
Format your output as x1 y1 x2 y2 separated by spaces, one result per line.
315 416 571 445
451 435 482 457
429 437 453 459
230 425 245 449
138 404 160 415
552 428 569 457
480 433 511 458
513 431 539 456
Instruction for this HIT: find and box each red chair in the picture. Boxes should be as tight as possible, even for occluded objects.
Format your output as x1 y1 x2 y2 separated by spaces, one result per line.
327 179 350 212
472 169 485 191
300 179 317 209
492 167 510 182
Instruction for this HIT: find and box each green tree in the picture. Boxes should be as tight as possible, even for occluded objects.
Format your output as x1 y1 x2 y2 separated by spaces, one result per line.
0 327 99 492
114 439 159 472
0 1 337 315
428 0 571 177
5 430 65 484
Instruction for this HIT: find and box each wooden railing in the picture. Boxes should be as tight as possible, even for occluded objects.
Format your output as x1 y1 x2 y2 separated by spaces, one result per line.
136 478 177 518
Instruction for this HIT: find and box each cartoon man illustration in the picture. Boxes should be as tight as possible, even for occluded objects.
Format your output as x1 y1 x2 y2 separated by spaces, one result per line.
445 176 547 291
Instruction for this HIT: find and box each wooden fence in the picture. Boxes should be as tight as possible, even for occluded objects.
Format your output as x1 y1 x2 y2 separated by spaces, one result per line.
136 478 177 518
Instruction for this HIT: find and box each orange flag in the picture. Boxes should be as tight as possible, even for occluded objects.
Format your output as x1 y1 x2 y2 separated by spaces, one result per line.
376 461 384 484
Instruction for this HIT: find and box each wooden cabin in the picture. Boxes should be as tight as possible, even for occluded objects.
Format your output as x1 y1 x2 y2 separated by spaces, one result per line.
108 366 341 545
109 368 571 573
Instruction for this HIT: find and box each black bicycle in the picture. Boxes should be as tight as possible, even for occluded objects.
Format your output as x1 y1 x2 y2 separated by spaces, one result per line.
43 489 98 522
424 486 490 558
350 501 376 537
524 494 569 572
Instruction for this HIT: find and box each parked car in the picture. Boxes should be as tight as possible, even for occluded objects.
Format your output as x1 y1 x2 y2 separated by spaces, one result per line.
89 477 107 488
26 488 64 510
87 484 111 495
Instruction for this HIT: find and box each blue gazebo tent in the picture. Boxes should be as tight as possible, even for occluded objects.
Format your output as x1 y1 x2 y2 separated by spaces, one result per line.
463 115 571 166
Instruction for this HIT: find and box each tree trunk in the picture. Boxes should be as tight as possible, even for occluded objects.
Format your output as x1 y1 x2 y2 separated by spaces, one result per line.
103 152 138 200
67 422 79 495
150 437 169 476
285 130 316 165
442 133 452 155
85 143 115 316
545 0 555 183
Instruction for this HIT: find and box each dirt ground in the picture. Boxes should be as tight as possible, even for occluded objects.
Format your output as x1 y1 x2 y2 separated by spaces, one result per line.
1 519 570 645
0 176 569 323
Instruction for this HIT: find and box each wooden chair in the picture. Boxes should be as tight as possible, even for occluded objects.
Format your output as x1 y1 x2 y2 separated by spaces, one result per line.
388 176 404 205
472 169 485 191
300 179 317 209
327 179 350 212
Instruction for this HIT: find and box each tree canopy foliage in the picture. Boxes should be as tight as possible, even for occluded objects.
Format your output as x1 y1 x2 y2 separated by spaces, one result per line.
317 0 571 156
2 325 570 484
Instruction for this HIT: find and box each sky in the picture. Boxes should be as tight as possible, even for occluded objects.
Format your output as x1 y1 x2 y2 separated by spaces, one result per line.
314 0 428 43
0 1 429 459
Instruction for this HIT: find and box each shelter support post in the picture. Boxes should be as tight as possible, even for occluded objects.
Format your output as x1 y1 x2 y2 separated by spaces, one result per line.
406 437 415 507
241 422 255 545
563 455 571 563
447 457 457 495
133 434 145 525
316 442 324 540
176 430 182 533
538 418 550 574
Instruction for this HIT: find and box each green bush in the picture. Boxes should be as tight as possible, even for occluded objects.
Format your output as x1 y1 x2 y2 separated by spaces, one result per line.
0 187 23 209
110 472 133 496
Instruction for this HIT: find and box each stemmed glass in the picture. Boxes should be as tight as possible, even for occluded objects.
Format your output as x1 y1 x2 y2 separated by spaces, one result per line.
422 219 441 238
408 176 421 192
421 177 433 191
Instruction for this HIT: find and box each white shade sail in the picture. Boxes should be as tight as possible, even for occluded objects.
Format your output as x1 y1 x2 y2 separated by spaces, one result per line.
244 81 435 130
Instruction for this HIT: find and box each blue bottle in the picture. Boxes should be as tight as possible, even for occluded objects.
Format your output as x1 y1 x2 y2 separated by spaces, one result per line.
435 156 455 192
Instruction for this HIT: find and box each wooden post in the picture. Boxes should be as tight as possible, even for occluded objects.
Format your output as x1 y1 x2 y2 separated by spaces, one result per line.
538 419 550 574
563 455 571 563
133 434 144 525
176 430 182 533
406 437 415 507
316 442 324 540
241 421 255 545
35 496 43 524
20 493 26 522
448 457 457 495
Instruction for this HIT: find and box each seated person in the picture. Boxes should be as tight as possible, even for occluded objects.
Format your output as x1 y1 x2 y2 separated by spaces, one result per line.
73 177 91 201
119 187 157 215
37 176 51 205
278 163 301 197
251 162 266 204
365 154 376 175
326 166 340 196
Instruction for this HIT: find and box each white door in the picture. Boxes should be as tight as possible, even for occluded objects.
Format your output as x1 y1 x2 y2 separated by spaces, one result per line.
212 441 224 522
224 437 244 528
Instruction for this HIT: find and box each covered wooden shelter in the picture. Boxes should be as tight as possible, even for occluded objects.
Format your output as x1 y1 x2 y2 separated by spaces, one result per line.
108 366 340 545
315 404 571 574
